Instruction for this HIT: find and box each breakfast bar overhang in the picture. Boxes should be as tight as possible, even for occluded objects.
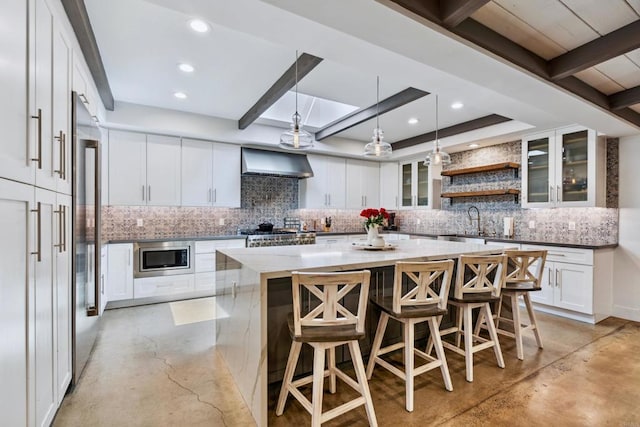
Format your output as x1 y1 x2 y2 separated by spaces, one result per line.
214 239 515 426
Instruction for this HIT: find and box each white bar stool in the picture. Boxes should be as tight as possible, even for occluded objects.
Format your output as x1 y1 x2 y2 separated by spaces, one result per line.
366 260 455 412
275 270 377 427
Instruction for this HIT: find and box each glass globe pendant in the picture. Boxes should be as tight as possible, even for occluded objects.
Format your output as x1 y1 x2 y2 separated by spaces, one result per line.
363 76 392 157
280 51 313 150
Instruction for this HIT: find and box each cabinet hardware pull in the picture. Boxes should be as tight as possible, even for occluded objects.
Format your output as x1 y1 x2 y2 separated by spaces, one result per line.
395 196 398 207
62 205 67 252
548 267 553 286
364 195 367 206
548 252 565 257
549 185 554 202
31 202 42 262
54 205 63 252
79 93 88 104
54 131 64 176
31 108 42 169
61 132 66 180
148 185 151 201
213 188 216 203
142 185 145 201
557 185 561 203
555 269 560 287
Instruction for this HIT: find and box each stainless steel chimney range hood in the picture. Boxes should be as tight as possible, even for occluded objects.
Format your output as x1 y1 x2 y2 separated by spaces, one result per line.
241 147 314 179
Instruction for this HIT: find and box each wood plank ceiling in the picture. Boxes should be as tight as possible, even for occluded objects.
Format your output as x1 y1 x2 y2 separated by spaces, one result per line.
386 0 640 125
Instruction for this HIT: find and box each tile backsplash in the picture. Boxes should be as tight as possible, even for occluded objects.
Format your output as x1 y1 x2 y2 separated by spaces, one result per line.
103 141 619 245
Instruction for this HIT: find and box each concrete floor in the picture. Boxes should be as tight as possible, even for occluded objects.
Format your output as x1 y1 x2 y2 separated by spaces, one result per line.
54 300 640 426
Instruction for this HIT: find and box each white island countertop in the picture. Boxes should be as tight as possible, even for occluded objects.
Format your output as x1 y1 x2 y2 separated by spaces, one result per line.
217 238 512 280
214 238 515 427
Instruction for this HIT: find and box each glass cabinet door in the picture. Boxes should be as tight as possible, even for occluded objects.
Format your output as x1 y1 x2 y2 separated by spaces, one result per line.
401 163 412 207
526 136 551 203
416 162 429 206
560 129 588 203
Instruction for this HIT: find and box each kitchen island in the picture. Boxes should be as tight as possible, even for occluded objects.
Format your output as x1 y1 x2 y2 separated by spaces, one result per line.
214 238 513 426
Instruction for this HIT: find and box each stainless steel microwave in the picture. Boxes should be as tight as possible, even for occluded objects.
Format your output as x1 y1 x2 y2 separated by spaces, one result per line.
133 241 195 278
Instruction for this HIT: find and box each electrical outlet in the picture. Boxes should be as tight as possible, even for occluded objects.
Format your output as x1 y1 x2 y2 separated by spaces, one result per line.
416 218 421 225
568 221 576 231
136 218 144 227
219 218 225 226
528 220 535 229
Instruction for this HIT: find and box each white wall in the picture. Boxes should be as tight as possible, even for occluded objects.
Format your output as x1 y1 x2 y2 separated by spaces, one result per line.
613 135 640 321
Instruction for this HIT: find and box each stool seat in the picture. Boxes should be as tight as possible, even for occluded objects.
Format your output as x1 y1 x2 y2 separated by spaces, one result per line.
370 295 447 319
503 282 539 292
449 294 500 304
287 313 365 342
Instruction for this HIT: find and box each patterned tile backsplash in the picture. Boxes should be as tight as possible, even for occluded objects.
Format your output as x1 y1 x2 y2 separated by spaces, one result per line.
102 142 619 245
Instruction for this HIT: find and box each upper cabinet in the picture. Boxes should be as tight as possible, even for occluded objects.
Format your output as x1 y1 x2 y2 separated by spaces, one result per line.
522 126 605 208
108 130 181 206
181 139 240 207
345 159 380 209
379 162 399 209
299 154 346 209
399 159 439 209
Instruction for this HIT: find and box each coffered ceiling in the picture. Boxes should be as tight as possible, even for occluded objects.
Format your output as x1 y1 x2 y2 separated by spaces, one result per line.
79 0 640 156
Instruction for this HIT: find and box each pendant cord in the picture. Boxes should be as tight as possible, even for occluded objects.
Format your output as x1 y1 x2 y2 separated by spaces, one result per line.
435 94 439 148
295 50 299 115
376 76 380 130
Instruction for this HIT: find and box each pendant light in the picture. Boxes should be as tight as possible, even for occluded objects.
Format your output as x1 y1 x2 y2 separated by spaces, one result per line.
280 51 313 150
363 76 392 157
424 94 451 166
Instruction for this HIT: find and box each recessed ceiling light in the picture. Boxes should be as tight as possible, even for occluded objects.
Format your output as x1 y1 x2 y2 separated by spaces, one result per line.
189 19 209 33
178 63 195 73
451 102 464 109
468 143 479 148
174 91 187 99
408 117 419 125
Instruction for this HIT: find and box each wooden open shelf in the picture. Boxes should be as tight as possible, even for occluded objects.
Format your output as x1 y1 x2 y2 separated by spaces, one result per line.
441 162 520 179
441 189 520 203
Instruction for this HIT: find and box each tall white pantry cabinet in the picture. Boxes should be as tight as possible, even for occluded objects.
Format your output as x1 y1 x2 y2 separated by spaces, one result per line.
0 0 99 425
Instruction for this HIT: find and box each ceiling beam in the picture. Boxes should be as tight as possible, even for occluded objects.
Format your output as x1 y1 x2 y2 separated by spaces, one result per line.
392 114 512 150
440 0 490 27
314 88 429 141
609 85 640 110
60 0 115 111
385 0 442 24
549 20 640 80
238 53 323 130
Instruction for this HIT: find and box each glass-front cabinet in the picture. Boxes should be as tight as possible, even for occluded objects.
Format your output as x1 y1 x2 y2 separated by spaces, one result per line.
522 126 605 208
400 159 437 209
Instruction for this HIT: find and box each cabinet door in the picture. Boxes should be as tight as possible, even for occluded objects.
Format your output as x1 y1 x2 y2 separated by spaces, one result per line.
0 179 33 426
379 162 399 209
212 143 241 207
400 162 412 207
33 0 56 192
52 27 71 195
181 138 213 206
108 130 146 205
326 156 346 208
146 135 181 206
522 132 554 208
300 154 328 208
34 188 57 427
54 193 72 403
530 263 555 306
0 0 33 185
416 162 430 207
555 263 593 314
106 244 134 301
345 159 365 209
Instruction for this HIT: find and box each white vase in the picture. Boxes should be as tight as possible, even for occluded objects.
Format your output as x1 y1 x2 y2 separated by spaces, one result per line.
366 224 385 247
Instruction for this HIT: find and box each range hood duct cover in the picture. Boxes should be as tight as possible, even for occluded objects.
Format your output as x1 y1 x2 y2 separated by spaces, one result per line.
241 147 314 178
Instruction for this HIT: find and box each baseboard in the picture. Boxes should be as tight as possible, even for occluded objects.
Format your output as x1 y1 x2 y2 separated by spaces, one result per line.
612 304 640 322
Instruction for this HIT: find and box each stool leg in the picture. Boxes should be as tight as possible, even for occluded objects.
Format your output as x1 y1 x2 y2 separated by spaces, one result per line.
456 306 464 348
495 295 505 330
349 341 378 427
463 304 474 382
428 316 453 392
366 313 389 379
404 319 415 412
483 303 505 369
474 307 485 337
328 347 337 394
425 315 442 356
524 293 544 349
311 345 326 427
276 341 302 416
511 293 524 360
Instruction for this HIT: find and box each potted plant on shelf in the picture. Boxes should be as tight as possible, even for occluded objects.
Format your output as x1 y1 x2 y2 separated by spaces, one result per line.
360 208 389 247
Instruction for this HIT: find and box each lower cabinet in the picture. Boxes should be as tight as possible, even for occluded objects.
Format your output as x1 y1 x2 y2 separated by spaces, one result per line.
106 243 133 301
194 239 245 293
134 275 195 298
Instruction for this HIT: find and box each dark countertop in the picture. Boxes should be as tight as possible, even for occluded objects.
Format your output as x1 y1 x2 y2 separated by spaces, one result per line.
107 231 617 249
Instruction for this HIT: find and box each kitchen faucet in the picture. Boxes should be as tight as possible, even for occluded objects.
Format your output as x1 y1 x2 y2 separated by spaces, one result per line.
468 206 480 236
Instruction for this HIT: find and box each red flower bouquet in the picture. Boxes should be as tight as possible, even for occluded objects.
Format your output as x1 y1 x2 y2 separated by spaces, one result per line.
360 207 389 228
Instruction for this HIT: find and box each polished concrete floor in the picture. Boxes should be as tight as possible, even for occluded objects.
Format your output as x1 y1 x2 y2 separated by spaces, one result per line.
54 300 640 426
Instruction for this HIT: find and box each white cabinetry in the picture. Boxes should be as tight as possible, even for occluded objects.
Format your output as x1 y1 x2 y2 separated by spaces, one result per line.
346 159 380 209
181 139 241 207
521 126 605 208
522 244 613 323
379 162 399 209
134 275 195 299
106 243 134 301
109 131 181 206
399 159 439 209
315 235 349 245
52 24 72 195
194 239 245 292
299 154 346 209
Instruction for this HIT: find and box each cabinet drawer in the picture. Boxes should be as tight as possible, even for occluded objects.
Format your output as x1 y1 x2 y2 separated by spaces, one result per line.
134 275 195 298
195 272 216 292
521 244 593 265
196 240 222 254
195 253 215 273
